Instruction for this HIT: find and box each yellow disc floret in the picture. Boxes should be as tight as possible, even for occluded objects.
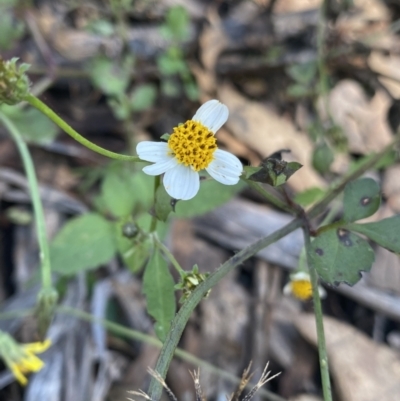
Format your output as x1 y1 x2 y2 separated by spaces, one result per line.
291 279 313 300
168 120 217 171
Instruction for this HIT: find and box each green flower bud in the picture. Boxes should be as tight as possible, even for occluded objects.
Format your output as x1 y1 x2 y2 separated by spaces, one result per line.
0 57 31 105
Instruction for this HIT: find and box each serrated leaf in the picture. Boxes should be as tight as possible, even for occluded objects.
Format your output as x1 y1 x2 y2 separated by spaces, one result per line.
155 184 174 222
175 178 245 218
348 215 400 253
310 228 375 285
1 105 58 144
51 213 116 275
143 249 176 341
245 159 302 186
343 178 381 222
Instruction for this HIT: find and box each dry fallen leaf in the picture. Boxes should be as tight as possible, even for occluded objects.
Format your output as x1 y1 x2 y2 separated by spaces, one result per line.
295 314 400 401
218 84 325 192
324 80 393 154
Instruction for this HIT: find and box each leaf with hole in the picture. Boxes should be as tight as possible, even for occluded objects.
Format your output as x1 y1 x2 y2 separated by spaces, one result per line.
343 178 380 222
310 228 375 285
348 215 400 253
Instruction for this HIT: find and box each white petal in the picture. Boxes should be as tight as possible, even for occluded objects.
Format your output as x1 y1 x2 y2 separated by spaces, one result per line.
206 149 242 185
136 141 170 162
163 164 200 200
143 157 178 175
192 100 229 133
291 271 311 281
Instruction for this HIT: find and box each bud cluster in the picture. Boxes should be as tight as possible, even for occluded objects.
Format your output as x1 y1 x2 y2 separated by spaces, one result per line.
0 57 31 105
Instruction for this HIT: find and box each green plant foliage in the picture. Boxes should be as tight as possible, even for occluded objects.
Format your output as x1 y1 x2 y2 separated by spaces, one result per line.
175 178 245 218
99 165 154 217
310 228 375 285
343 178 380 222
88 56 133 97
244 159 302 186
286 61 317 85
312 142 334 174
348 215 400 253
0 12 25 50
161 5 189 41
51 213 116 275
130 84 157 112
0 105 58 144
114 220 151 272
143 249 176 341
155 184 174 222
294 187 325 207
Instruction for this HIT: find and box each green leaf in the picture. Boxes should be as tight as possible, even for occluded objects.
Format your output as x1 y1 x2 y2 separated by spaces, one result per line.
130 84 157 112
245 159 302 186
51 213 116 275
155 184 174 222
1 105 58 144
88 56 133 97
99 165 154 217
0 12 25 50
312 142 334 174
101 169 135 218
286 61 317 85
310 228 375 285
294 187 325 207
162 5 189 41
175 178 245 218
343 178 381 222
143 249 176 341
348 215 400 253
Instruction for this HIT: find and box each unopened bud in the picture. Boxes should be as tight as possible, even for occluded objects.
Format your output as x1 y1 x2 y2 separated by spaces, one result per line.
0 57 31 105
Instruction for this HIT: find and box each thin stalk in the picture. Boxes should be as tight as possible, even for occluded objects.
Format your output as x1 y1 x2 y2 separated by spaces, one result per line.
148 218 303 400
0 112 52 289
58 306 286 401
303 226 332 401
154 235 185 275
25 94 141 162
243 178 295 214
150 176 160 232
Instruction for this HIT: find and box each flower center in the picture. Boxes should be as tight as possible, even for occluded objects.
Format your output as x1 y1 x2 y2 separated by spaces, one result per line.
291 280 312 300
168 120 217 171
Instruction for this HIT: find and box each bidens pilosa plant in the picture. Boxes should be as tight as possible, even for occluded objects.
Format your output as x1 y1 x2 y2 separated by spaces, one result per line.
1 50 400 401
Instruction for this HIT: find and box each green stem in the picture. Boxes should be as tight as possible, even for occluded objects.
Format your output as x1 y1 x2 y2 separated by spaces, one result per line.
243 178 295 214
154 235 185 275
58 306 286 401
0 112 52 289
148 218 303 400
25 94 141 162
150 176 160 232
303 226 332 401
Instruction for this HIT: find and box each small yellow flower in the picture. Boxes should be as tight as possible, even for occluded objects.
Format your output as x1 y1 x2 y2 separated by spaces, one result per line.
283 271 326 301
0 332 51 385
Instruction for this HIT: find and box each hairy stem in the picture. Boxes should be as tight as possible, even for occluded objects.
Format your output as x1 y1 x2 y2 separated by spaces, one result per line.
0 112 52 289
25 94 141 162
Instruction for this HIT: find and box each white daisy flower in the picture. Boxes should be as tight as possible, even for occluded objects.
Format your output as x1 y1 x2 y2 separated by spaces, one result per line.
136 100 243 200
